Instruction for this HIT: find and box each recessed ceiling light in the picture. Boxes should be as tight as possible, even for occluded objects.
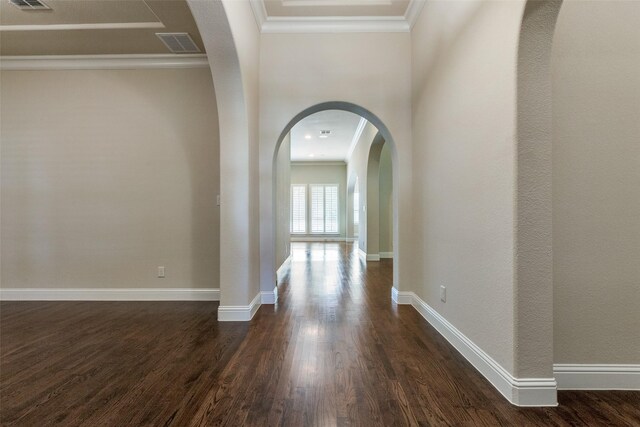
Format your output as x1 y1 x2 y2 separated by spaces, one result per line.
304 134 312 140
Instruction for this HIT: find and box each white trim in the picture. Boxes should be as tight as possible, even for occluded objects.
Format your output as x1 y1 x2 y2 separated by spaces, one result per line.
346 237 358 242
290 236 347 242
0 22 165 32
346 118 368 162
261 16 409 33
391 288 558 407
391 286 412 304
218 293 262 322
261 286 279 304
0 54 209 71
380 252 393 259
276 255 292 278
0 288 219 301
291 161 347 166
249 0 426 33
404 0 426 29
358 247 367 261
554 364 640 390
249 0 268 31
366 253 381 261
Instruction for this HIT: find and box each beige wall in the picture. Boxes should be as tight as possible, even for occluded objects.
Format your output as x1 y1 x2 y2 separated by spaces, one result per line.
275 133 291 270
346 122 379 253
379 143 393 254
412 0 526 375
552 0 640 364
291 163 347 238
259 31 413 293
1 68 219 290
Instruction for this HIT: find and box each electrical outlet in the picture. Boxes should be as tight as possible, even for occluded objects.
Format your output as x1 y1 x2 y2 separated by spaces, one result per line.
158 266 165 278
440 285 446 302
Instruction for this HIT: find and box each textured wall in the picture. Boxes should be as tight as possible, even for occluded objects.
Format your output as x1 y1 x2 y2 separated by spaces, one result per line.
275 133 291 270
1 68 219 290
412 0 525 375
552 0 640 364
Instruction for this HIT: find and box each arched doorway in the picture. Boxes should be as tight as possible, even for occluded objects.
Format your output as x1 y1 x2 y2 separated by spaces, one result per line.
271 102 400 294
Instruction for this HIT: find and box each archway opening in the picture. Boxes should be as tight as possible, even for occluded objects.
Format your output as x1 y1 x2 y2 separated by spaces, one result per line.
272 102 399 292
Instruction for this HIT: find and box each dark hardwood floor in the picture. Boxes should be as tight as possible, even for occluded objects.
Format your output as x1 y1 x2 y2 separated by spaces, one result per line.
1 242 639 426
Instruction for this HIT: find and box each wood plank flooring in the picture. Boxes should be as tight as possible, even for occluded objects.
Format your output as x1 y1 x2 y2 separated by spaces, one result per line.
1 242 639 426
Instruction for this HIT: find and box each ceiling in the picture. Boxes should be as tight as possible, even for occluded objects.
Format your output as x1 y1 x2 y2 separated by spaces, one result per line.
252 0 423 32
0 0 205 56
263 0 410 17
291 110 366 162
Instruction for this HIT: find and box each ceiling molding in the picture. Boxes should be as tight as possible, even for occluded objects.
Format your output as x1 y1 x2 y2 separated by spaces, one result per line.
291 161 347 166
0 22 165 32
261 16 409 33
249 0 268 31
250 0 426 33
0 54 209 71
404 0 426 29
346 117 368 162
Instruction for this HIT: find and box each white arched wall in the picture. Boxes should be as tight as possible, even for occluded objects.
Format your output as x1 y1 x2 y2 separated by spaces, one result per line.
259 32 413 297
188 0 261 319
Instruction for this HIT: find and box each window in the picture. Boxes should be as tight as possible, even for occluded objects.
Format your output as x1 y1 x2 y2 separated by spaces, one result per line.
290 184 339 235
291 185 306 233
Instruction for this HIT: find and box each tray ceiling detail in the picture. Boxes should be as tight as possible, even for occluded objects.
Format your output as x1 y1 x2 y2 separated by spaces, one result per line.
250 0 425 33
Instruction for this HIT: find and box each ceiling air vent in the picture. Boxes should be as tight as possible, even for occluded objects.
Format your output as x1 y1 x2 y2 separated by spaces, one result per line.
156 33 201 54
9 0 50 10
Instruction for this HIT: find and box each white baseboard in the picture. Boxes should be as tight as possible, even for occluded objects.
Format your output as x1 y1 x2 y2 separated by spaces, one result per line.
218 292 261 322
554 364 640 390
367 254 381 261
261 286 278 304
380 252 394 259
358 247 367 261
391 287 413 304
346 237 358 242
276 255 291 277
290 236 347 242
391 287 557 407
0 288 220 301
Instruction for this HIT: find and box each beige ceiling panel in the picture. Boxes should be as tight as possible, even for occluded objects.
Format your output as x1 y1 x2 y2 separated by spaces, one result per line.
1 0 159 26
0 0 205 56
263 0 410 17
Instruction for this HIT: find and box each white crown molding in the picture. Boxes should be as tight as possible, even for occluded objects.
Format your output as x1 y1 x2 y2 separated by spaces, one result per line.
218 292 262 322
0 54 209 71
249 0 268 31
554 364 640 390
391 287 558 407
346 117 368 162
261 16 409 33
404 0 426 29
0 22 165 32
291 161 347 166
250 0 425 33
0 288 220 301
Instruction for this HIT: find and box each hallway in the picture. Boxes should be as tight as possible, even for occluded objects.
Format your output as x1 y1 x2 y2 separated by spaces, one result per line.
1 242 638 426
